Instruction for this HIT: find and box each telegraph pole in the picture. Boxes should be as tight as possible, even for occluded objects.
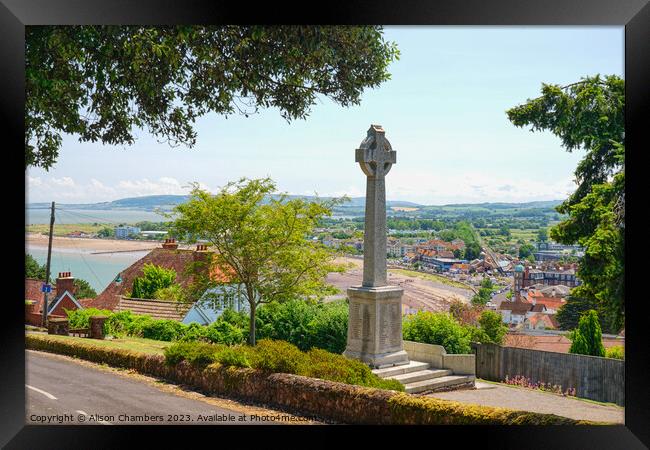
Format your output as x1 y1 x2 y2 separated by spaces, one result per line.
41 201 55 328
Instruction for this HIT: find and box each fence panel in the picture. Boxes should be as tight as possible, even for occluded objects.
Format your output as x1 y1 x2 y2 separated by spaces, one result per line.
473 344 624 406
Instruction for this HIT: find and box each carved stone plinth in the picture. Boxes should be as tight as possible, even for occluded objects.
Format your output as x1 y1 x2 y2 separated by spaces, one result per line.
343 285 409 369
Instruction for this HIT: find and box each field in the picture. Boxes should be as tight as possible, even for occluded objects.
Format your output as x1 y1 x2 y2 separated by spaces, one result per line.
26 223 109 236
390 207 419 212
509 228 539 243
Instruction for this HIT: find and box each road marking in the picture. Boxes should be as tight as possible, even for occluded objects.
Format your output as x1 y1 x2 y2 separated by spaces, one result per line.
26 385 57 400
76 410 111 425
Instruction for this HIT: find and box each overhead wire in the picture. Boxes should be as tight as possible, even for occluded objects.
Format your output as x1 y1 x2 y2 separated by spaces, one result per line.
55 209 104 291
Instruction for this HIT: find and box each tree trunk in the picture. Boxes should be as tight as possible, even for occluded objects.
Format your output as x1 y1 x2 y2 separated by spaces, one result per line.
248 302 257 346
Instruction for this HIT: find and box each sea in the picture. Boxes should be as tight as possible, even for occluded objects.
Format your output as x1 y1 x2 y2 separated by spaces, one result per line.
25 209 166 293
26 245 149 293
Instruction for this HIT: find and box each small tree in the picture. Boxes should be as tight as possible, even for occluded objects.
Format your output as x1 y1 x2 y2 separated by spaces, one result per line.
26 253 47 280
569 310 605 357
130 264 177 299
477 310 508 345
171 178 344 345
73 279 97 298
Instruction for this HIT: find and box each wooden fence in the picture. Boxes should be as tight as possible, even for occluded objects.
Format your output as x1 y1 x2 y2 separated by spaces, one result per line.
472 343 624 406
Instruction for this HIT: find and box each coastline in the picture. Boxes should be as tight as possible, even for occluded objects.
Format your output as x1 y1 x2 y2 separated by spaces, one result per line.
25 233 186 253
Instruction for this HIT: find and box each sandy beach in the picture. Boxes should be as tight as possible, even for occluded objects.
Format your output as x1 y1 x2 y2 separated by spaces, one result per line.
25 233 190 253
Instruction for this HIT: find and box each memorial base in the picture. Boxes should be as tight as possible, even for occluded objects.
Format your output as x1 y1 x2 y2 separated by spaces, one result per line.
343 285 410 369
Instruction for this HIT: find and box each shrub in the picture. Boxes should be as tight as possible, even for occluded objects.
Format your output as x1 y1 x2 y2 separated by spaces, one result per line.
125 315 157 337
402 311 472 354
164 341 223 367
204 320 246 345
177 322 208 342
214 346 251 368
250 339 308 374
305 300 348 354
130 264 177 299
306 348 402 391
65 308 112 329
477 310 508 345
605 346 624 360
218 308 250 329
162 339 403 391
142 319 187 341
255 299 348 353
256 299 318 349
104 310 137 336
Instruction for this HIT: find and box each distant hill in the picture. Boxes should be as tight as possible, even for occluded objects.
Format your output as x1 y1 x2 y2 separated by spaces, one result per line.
27 195 562 218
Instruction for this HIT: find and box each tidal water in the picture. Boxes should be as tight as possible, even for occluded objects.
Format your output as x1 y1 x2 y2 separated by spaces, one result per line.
26 245 148 293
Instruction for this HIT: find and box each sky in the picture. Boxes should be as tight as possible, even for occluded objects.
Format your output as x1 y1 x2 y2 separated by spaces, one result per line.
26 26 624 206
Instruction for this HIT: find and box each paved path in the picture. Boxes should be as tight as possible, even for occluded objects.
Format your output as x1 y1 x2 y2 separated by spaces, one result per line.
26 350 318 425
425 381 624 423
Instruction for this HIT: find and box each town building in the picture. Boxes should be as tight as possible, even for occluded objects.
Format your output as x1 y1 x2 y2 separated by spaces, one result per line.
513 265 580 298
523 312 560 330
523 284 569 313
114 225 141 239
87 239 246 325
498 299 547 326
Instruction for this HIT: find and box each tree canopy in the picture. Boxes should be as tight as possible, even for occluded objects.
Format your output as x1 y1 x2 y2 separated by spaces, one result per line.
170 178 344 345
26 25 399 169
507 75 624 332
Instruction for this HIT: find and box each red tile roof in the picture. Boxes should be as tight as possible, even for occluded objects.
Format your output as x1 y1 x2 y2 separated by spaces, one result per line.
25 278 57 314
115 298 192 321
87 247 232 311
504 333 624 353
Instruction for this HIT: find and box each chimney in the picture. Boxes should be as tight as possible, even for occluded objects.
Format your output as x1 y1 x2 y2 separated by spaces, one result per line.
193 243 211 268
162 238 178 250
56 272 75 295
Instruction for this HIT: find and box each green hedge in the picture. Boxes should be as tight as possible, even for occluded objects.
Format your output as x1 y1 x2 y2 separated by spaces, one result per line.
163 339 404 391
26 334 604 425
66 300 507 355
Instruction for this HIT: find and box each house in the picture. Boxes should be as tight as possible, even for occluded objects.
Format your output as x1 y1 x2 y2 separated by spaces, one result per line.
524 284 569 313
498 299 546 326
25 272 85 326
523 312 559 330
87 239 245 324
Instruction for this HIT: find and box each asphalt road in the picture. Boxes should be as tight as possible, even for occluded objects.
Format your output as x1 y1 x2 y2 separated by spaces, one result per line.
26 351 312 425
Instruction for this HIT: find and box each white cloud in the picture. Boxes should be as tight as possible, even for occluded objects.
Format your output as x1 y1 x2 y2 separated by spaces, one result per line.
387 169 576 205
25 176 211 204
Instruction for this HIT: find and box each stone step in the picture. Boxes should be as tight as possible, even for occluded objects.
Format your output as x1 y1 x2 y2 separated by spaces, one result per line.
404 375 476 394
372 361 430 378
388 369 453 384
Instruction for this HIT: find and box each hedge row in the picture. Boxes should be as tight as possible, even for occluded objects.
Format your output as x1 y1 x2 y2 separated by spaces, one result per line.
163 339 404 391
65 308 246 345
25 334 606 425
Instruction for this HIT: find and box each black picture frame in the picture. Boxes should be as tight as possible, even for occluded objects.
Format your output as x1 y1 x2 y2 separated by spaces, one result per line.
2 0 648 448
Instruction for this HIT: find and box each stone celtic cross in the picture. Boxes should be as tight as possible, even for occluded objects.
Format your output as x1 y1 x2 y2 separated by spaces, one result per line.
344 124 409 368
356 125 396 288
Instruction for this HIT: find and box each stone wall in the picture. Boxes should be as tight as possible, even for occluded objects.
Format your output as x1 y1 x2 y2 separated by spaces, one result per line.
403 340 475 375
